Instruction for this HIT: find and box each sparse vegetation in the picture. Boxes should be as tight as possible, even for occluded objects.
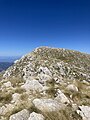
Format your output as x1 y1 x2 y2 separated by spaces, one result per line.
43 105 82 120
0 92 12 104
0 47 90 120
14 87 26 94
9 77 25 87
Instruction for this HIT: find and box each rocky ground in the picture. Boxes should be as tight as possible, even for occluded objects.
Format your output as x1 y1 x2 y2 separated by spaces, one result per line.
0 47 90 120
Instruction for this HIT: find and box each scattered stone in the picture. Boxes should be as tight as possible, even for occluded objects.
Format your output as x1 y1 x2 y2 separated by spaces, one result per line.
1 47 90 120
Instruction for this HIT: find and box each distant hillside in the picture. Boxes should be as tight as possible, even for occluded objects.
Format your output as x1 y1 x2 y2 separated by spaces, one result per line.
0 56 20 72
0 62 13 72
0 56 20 62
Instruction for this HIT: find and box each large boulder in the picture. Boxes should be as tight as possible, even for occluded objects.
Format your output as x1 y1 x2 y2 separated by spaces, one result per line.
77 105 90 120
33 98 65 112
21 79 43 92
28 112 45 120
9 109 29 120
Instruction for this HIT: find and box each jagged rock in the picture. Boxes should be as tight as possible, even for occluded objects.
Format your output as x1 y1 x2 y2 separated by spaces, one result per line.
77 106 90 120
55 89 70 104
33 98 65 112
21 79 43 92
66 84 78 92
28 112 45 120
9 109 29 120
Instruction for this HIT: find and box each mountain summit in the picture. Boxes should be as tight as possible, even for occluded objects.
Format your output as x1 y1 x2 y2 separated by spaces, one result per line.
0 47 90 120
3 47 90 81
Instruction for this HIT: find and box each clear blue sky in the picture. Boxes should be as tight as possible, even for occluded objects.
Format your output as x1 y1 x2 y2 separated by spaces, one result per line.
0 0 90 56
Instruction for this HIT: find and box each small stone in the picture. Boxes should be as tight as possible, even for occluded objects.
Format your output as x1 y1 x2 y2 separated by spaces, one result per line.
9 109 29 120
66 84 78 92
11 93 21 103
28 112 45 120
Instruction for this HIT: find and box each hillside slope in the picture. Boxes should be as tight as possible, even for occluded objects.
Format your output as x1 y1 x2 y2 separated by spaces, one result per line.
0 47 90 120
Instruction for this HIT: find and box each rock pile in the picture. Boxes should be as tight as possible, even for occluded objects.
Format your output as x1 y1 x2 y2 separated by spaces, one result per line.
0 47 90 120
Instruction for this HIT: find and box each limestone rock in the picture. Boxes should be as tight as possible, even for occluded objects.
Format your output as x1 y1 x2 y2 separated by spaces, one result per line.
28 112 45 120
33 98 65 112
55 89 70 104
9 109 29 120
21 79 43 92
77 105 90 120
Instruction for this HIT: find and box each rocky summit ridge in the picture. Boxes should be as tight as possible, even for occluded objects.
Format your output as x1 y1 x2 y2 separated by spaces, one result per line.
0 47 90 120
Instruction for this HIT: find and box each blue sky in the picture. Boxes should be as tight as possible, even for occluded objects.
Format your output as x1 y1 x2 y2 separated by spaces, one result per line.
0 0 90 56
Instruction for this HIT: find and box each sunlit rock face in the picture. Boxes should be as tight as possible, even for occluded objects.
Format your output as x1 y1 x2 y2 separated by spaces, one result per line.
0 47 90 120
